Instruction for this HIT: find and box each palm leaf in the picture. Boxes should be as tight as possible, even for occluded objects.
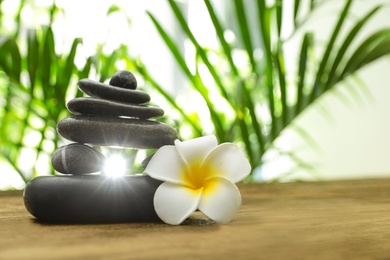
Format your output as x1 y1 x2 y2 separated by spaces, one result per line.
340 30 390 78
274 43 288 127
294 0 301 25
204 0 265 160
275 0 283 38
27 29 39 89
325 6 381 89
147 10 226 141
203 0 239 76
56 37 82 105
296 32 313 114
167 0 230 102
0 38 21 82
142 0 390 179
256 1 276 140
233 0 256 72
135 60 203 136
310 0 353 100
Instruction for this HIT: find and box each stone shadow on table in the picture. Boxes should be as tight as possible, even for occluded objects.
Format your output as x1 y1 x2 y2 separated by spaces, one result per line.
29 212 219 228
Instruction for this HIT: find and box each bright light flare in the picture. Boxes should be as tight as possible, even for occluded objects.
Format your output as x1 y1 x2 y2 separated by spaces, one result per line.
104 155 127 178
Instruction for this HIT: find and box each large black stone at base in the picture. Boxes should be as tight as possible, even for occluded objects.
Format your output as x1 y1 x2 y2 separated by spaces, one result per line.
23 175 162 223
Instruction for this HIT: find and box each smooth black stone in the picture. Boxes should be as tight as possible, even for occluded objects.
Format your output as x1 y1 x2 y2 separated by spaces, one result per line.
57 115 179 149
23 175 162 223
67 97 164 119
51 143 106 174
109 70 137 89
141 153 155 169
78 79 150 104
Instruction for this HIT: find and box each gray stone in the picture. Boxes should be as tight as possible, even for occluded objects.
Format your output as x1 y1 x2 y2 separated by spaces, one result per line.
23 175 162 223
57 115 179 149
109 70 137 89
67 97 164 119
141 153 155 169
51 143 106 174
78 79 150 104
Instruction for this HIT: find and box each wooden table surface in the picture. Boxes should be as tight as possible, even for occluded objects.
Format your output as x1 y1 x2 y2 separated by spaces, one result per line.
1 178 390 259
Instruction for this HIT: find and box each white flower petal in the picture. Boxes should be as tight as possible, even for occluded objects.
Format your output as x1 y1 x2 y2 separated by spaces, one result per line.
175 135 218 166
154 182 202 225
203 143 251 183
198 177 241 224
144 146 190 185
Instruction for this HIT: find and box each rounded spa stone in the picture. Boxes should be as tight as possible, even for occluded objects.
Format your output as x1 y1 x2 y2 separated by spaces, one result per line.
67 97 164 119
141 153 155 169
51 143 106 174
109 70 137 89
78 79 150 104
57 115 179 149
23 175 162 223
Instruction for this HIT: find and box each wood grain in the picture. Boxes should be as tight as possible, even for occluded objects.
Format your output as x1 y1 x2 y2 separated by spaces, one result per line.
1 179 390 259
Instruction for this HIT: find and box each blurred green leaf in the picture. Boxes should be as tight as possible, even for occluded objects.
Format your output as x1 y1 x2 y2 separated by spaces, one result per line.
27 29 39 89
311 0 352 100
135 60 203 136
0 38 21 82
167 0 229 101
276 0 283 37
294 0 301 25
296 32 313 114
57 37 82 102
204 0 238 76
233 0 256 72
147 9 226 141
144 0 390 179
107 4 121 15
325 6 381 90
341 29 390 78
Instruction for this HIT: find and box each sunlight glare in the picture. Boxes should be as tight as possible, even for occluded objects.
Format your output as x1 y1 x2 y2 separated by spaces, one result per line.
104 155 127 178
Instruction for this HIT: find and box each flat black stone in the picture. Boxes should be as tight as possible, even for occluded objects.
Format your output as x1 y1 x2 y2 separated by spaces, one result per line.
57 115 179 149
78 79 150 104
109 70 137 89
51 143 106 174
23 175 162 223
67 97 164 119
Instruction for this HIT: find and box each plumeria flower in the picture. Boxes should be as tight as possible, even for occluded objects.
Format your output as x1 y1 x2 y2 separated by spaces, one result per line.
144 135 251 225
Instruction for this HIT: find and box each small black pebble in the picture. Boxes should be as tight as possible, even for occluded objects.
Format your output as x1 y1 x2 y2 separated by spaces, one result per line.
109 70 137 89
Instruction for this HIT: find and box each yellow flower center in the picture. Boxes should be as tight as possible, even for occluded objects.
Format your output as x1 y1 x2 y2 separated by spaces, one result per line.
184 162 214 190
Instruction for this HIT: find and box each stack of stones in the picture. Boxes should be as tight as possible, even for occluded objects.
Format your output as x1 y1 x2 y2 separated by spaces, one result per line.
23 71 178 223
51 70 178 175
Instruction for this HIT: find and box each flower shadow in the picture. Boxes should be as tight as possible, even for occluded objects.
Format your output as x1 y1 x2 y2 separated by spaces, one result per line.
181 211 217 226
